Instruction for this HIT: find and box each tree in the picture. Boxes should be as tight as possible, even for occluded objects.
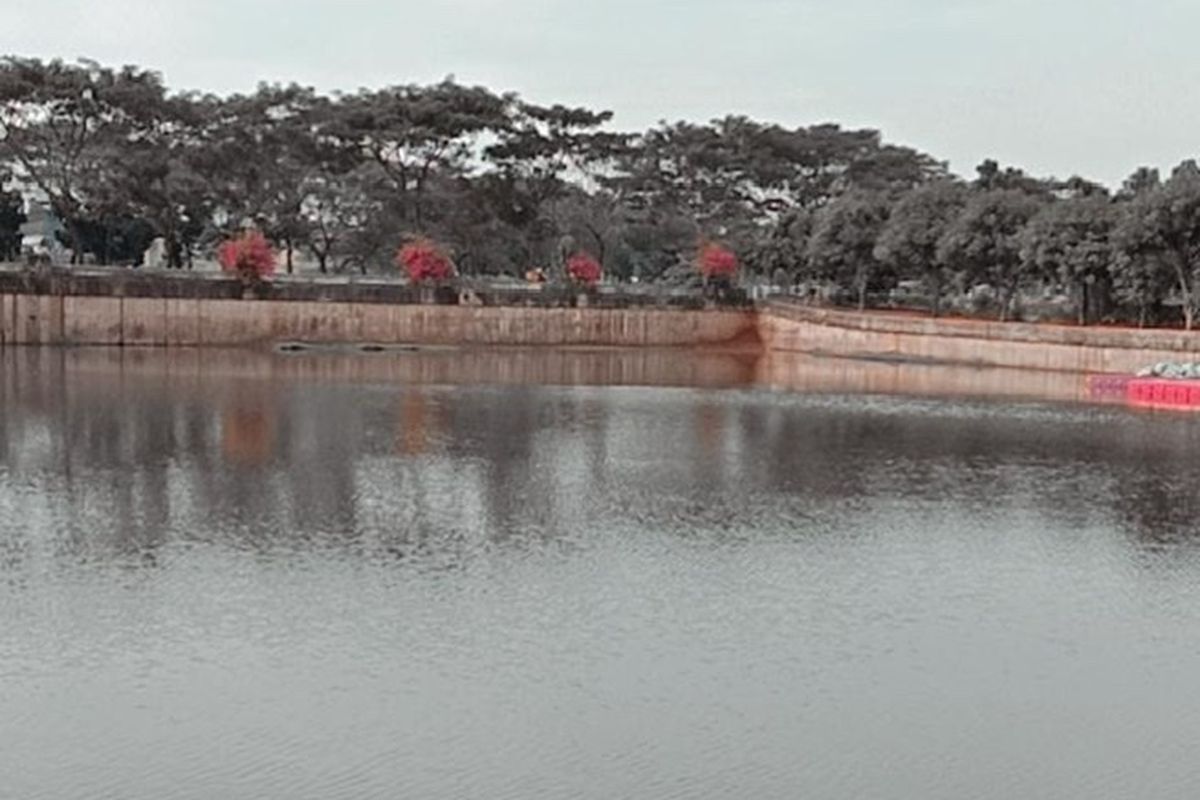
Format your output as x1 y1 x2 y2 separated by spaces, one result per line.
747 209 813 285
0 170 24 260
480 103 626 276
1117 166 1161 200
609 120 752 244
61 213 155 266
842 144 947 194
1056 175 1109 199
486 103 623 206
95 92 213 267
1111 248 1173 328
806 191 891 310
299 164 385 273
607 117 941 269
937 189 1044 320
618 208 699 284
189 85 352 273
1114 163 1200 329
0 57 168 261
873 180 967 315
332 81 511 231
973 159 1051 195
1020 195 1116 324
548 189 623 276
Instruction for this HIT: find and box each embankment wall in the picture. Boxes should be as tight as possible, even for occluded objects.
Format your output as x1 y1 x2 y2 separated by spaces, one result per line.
0 293 758 348
760 302 1200 374
5 266 1200 377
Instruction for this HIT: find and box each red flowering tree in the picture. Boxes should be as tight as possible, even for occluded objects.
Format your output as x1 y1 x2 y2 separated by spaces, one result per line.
697 241 739 282
217 231 276 285
566 252 602 286
396 238 455 283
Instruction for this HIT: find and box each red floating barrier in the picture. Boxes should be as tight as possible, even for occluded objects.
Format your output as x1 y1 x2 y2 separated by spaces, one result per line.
1086 374 1132 399
1126 378 1200 410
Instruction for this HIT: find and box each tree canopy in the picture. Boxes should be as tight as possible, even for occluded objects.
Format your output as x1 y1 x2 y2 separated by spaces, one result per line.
1 56 1198 327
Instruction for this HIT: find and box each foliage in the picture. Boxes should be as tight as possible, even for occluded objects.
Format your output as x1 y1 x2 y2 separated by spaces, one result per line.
0 172 24 261
747 209 812 284
7 55 1200 330
873 180 967 315
806 192 891 310
566 252 602 285
1110 249 1173 328
697 241 739 281
973 159 1052 195
397 238 455 282
1020 195 1116 324
217 230 276 283
936 189 1045 320
1118 167 1161 200
333 80 511 232
0 57 168 261
1114 167 1200 329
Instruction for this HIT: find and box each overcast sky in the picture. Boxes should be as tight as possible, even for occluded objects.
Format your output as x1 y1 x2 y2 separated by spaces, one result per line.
3 0 1198 186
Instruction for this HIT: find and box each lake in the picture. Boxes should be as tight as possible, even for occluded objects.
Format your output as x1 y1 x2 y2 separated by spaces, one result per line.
3 347 1200 799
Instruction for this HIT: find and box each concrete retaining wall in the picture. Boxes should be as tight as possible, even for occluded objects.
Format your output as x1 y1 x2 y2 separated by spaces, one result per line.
761 302 1200 374
0 294 758 349
6 288 1199 377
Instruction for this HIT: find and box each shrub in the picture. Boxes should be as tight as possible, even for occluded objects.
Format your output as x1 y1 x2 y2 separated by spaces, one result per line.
697 241 738 280
217 231 276 284
396 238 455 283
566 252 602 285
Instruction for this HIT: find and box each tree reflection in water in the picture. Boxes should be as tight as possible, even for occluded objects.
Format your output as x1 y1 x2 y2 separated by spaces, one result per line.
1 348 1200 566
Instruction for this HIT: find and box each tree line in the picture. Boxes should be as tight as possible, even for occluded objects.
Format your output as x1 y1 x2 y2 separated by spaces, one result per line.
1 57 1199 326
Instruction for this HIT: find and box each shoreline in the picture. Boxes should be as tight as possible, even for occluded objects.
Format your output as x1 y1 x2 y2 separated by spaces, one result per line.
762 301 1200 375
2 267 1198 375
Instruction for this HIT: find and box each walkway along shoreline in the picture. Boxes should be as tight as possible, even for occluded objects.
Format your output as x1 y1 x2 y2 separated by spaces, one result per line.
1 269 1197 374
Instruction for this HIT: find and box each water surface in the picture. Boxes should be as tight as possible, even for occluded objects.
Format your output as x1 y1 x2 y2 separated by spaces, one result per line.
3 347 1200 799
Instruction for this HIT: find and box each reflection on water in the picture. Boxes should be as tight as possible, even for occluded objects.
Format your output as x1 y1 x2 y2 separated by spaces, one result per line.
3 347 1200 800
221 404 275 466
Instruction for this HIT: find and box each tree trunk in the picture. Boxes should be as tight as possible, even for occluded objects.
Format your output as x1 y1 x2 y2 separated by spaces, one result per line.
857 282 867 311
1092 275 1113 322
1169 250 1193 330
1077 281 1087 326
67 221 85 265
165 231 182 269
286 240 294 275
929 270 942 317
586 223 606 268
